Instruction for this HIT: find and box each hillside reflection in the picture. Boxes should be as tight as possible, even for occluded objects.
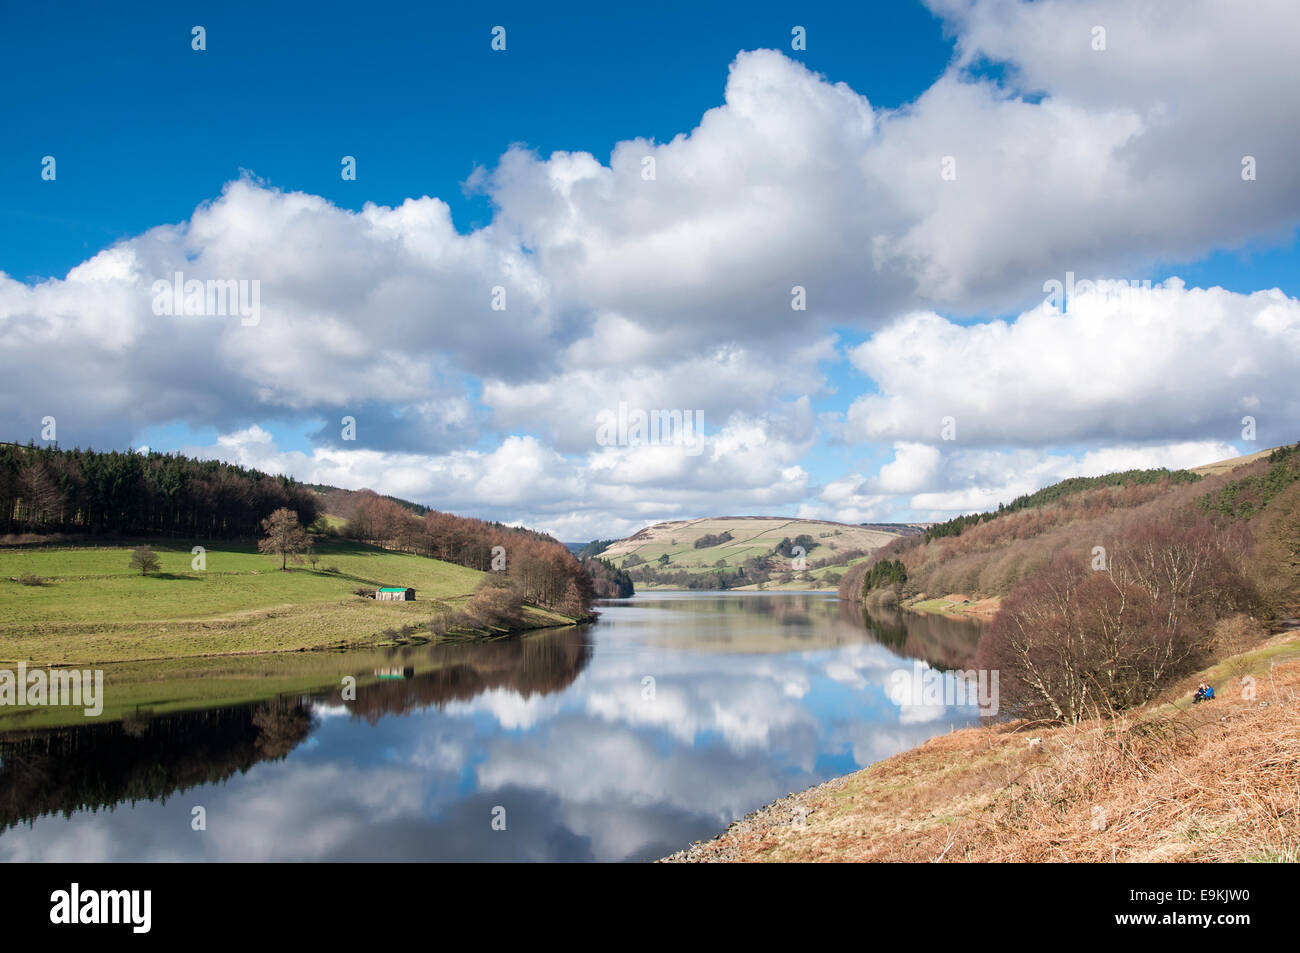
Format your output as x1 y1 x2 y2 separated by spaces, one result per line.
846 602 984 671
0 627 592 830
0 698 315 832
617 592 983 667
341 626 592 723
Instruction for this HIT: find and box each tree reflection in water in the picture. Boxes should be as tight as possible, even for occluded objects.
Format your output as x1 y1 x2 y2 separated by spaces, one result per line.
0 626 592 831
843 600 984 671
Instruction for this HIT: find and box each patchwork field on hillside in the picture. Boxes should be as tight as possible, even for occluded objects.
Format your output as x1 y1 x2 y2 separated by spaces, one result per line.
598 517 906 572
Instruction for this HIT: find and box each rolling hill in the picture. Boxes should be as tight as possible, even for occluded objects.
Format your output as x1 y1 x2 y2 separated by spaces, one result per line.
839 443 1300 618
595 517 919 590
0 444 596 664
0 539 575 666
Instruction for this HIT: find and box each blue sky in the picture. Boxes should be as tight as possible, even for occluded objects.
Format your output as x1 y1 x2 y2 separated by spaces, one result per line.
2 0 1298 540
1 0 953 280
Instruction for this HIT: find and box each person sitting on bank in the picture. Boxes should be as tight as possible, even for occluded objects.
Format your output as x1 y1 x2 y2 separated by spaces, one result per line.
1193 683 1215 703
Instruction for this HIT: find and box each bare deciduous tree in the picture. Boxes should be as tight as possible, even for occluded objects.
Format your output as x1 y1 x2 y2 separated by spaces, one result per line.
258 507 312 571
129 546 161 576
978 516 1257 724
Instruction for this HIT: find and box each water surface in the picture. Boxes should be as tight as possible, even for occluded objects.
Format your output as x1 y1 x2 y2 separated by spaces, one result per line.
0 592 984 862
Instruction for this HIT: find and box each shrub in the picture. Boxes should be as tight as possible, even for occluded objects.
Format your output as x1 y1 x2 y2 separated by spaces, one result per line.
427 602 458 637
978 516 1257 724
694 531 734 549
464 585 524 630
129 546 161 576
866 586 899 610
17 572 46 586
1211 613 1267 660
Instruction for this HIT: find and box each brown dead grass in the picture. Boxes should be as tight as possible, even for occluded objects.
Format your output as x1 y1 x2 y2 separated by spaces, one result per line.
664 636 1300 863
1189 446 1279 477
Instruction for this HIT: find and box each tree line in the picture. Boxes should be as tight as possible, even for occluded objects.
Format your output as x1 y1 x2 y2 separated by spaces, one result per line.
923 467 1201 543
344 492 596 617
860 558 907 595
693 530 734 549
1199 443 1300 519
0 442 318 539
584 557 634 598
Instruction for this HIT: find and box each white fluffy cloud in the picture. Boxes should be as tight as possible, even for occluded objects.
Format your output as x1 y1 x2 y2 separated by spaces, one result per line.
844 281 1300 449
2 0 1297 533
184 412 815 540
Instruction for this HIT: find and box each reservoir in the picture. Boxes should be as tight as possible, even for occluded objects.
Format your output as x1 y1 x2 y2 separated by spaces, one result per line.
0 591 985 862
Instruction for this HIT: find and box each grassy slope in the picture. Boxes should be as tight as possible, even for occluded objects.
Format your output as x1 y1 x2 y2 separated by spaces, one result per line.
1189 446 1278 477
600 517 901 577
0 539 573 664
903 593 1002 619
665 630 1300 863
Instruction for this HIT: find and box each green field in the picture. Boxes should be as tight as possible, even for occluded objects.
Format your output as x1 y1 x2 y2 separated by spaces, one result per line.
0 540 573 664
599 517 901 582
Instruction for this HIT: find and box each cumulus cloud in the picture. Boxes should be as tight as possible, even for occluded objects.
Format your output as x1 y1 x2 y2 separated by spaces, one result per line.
3 0 1297 530
844 281 1300 449
182 415 814 540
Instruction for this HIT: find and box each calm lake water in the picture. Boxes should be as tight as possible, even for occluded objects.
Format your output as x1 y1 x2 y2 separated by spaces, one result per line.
0 592 985 862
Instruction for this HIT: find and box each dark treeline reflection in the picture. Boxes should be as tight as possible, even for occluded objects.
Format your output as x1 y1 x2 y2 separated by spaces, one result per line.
0 627 592 830
842 600 984 671
344 626 592 724
0 697 314 832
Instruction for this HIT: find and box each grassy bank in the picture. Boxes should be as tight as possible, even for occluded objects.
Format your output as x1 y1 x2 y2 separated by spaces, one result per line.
664 630 1300 863
902 593 1001 620
0 539 577 664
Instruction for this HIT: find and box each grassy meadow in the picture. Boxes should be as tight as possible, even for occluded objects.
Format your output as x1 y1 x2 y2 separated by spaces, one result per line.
0 539 571 665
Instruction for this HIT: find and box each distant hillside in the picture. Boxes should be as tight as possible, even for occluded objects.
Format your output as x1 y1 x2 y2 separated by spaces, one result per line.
860 522 929 536
310 484 569 549
830 442 1300 744
839 443 1300 618
920 466 1203 544
597 516 908 591
307 483 430 519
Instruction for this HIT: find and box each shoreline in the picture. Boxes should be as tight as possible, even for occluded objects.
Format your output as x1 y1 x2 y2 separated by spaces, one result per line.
0 609 584 668
663 630 1300 863
0 621 585 733
899 593 1001 621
